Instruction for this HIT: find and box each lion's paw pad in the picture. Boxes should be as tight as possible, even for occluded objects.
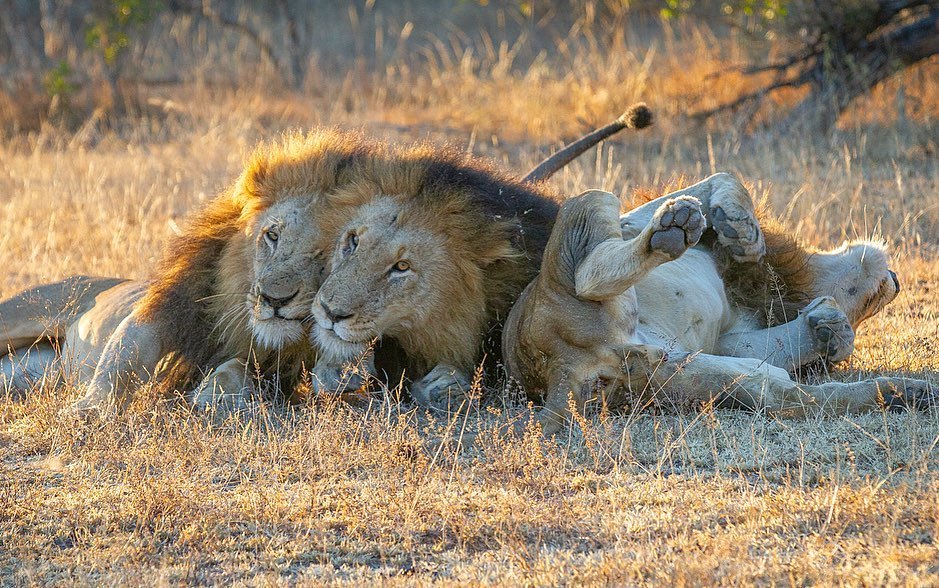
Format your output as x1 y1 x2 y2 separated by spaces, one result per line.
804 297 855 362
650 196 705 258
710 200 765 262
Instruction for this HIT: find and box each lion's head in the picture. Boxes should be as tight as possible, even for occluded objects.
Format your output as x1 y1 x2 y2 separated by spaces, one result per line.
309 148 560 376
809 240 900 327
311 196 495 371
237 194 324 350
135 129 369 374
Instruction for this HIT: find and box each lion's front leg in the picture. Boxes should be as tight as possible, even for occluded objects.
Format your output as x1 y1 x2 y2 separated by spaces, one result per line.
66 311 163 416
716 296 855 372
620 172 765 263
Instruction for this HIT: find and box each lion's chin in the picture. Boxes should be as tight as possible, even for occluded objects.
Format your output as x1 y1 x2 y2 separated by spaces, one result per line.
251 317 305 350
312 324 369 361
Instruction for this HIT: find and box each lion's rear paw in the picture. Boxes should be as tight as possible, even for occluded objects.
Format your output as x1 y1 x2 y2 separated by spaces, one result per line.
61 388 117 420
803 297 855 363
710 198 765 263
649 196 705 259
876 377 936 412
411 364 472 413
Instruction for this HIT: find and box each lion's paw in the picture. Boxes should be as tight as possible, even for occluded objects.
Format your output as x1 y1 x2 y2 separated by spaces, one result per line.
803 296 855 363
875 377 936 412
61 385 118 420
411 364 472 412
309 363 367 396
191 363 252 417
649 196 705 259
709 197 765 263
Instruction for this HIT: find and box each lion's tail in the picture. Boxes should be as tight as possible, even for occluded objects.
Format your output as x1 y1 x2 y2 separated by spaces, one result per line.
522 103 653 184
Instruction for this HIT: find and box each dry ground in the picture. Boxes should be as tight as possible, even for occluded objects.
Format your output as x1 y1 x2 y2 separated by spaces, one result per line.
1 11 938 586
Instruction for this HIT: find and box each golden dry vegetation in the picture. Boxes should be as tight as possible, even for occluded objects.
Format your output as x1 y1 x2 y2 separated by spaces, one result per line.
1 5 938 585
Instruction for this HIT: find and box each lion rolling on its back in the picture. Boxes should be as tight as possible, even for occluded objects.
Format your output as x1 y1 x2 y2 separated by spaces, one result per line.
503 179 932 435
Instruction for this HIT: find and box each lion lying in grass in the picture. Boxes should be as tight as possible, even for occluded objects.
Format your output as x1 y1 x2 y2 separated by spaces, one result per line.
0 107 653 413
502 181 933 435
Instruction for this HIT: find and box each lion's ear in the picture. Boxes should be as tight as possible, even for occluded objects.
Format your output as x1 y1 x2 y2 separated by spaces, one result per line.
541 190 622 292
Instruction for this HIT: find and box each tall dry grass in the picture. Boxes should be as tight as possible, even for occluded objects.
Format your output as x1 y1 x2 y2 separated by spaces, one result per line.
1 7 938 585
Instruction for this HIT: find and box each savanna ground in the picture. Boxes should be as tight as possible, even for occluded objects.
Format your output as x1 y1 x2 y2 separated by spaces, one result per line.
1 3 938 585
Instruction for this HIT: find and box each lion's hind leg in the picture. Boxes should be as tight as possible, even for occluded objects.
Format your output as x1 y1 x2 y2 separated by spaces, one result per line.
67 311 164 416
620 173 764 262
650 352 934 416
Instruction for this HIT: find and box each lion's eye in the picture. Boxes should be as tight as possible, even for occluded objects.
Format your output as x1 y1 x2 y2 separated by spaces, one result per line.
265 226 279 243
344 233 358 255
392 260 411 273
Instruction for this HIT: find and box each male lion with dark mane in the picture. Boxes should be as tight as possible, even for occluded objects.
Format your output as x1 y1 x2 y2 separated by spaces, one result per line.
1 130 370 413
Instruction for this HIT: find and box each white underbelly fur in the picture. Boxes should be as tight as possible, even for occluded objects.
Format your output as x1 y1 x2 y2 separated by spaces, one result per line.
633 249 732 353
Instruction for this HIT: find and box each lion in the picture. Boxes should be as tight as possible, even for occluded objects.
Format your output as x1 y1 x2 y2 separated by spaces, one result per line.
1 129 372 413
502 180 932 435
310 164 917 419
1 106 654 411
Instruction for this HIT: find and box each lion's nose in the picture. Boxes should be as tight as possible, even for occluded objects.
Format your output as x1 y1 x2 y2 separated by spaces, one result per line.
260 290 299 310
321 301 354 324
888 270 900 295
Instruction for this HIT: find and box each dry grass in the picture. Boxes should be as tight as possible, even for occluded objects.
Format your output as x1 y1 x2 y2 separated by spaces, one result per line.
1 10 938 586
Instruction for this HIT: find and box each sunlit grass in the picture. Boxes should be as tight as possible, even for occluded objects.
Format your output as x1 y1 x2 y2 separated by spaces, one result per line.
0 12 937 585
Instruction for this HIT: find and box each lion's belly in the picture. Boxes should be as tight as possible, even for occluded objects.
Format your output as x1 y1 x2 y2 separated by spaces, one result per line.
632 250 731 353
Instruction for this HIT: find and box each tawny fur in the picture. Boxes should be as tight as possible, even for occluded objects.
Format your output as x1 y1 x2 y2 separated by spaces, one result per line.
632 184 815 327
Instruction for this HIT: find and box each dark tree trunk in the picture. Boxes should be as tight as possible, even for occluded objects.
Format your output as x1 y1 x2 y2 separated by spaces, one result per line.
777 7 939 133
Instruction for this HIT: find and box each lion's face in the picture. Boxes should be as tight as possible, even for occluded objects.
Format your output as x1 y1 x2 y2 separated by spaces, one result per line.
245 195 326 349
815 240 900 327
310 197 465 362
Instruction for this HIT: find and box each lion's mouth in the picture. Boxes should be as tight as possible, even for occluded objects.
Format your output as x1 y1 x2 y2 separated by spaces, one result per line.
311 324 369 360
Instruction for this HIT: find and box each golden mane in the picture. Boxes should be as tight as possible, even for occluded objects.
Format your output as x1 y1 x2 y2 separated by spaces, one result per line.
134 129 373 380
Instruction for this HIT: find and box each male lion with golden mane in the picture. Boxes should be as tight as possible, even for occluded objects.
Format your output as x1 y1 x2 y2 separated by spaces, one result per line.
0 106 653 412
502 180 933 435
1 130 372 413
